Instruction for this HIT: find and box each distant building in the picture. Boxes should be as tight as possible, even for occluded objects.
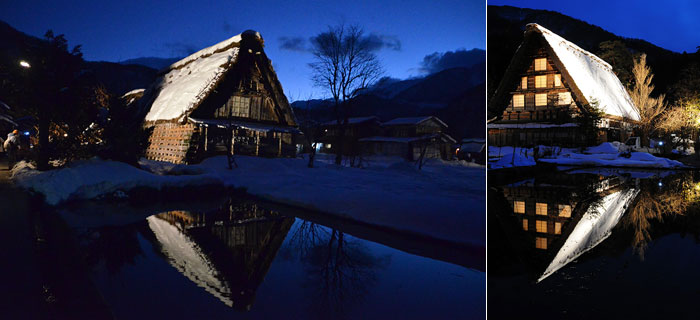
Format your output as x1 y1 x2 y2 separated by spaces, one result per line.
457 138 485 164
359 116 456 160
315 116 382 156
138 30 299 164
488 24 639 147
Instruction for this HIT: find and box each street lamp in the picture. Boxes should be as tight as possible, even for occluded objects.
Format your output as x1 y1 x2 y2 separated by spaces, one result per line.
19 60 31 68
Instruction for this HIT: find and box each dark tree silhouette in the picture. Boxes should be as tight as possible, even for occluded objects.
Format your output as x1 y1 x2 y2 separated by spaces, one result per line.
309 24 383 165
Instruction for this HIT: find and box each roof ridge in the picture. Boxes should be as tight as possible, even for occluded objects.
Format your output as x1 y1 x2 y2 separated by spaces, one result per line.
528 23 613 71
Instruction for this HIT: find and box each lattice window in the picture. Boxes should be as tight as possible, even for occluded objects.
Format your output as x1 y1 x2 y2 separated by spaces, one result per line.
514 201 525 214
536 237 547 249
554 74 562 87
536 220 547 233
231 96 250 118
536 203 547 216
521 77 527 89
535 94 547 106
522 218 528 230
513 94 525 109
535 75 547 88
555 222 562 235
535 58 547 71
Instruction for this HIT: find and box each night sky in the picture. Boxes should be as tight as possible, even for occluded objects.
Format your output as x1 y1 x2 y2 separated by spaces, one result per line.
490 0 700 54
0 0 485 99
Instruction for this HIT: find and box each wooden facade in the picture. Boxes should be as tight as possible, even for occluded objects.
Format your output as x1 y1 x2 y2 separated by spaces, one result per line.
488 24 637 147
316 117 383 156
358 116 456 160
141 30 299 164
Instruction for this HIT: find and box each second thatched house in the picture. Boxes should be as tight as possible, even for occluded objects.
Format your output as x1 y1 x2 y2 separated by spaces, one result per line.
138 30 299 164
488 23 639 147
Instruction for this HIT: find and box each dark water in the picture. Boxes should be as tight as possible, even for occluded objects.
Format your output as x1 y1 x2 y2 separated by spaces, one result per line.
488 168 700 319
60 198 483 319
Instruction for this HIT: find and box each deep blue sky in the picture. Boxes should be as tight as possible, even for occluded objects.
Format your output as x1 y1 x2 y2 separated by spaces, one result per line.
490 0 700 54
0 0 485 99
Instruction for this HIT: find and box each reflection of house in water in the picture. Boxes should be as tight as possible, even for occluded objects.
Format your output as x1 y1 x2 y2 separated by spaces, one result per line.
146 202 293 310
498 173 638 281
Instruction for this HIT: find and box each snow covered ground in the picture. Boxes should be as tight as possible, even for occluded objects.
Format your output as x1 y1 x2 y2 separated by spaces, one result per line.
11 155 485 247
489 143 685 169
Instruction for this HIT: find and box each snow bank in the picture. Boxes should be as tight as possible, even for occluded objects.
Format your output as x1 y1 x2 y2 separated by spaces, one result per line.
539 151 684 168
11 159 224 205
490 152 536 169
585 142 618 154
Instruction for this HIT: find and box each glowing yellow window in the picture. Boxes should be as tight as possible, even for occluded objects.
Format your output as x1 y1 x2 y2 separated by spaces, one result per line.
514 201 525 214
522 218 529 230
555 222 562 235
513 94 524 109
558 204 571 217
536 203 547 216
536 220 547 233
558 92 572 105
554 74 562 87
535 58 547 71
535 93 547 106
535 75 547 88
521 77 528 89
536 237 547 249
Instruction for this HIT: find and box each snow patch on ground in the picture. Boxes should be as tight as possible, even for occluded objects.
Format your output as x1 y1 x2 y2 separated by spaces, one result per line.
11 155 484 247
11 159 223 205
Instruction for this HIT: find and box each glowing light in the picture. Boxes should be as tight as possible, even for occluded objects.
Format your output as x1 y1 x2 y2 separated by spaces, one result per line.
23 131 29 136
658 141 664 146
19 60 31 68
658 182 663 187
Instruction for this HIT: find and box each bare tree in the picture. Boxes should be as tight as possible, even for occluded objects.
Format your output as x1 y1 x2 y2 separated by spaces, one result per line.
628 54 666 146
309 24 383 165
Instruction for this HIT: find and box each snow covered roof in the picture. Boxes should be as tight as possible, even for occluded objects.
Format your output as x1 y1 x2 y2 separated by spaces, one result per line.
147 215 234 306
382 116 448 127
460 142 485 153
142 33 245 122
321 116 379 126
538 188 639 282
530 24 640 121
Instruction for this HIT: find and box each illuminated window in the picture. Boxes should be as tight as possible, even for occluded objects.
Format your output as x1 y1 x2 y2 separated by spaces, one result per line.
536 237 547 249
521 77 527 89
554 74 562 87
535 58 547 71
513 94 524 109
535 75 547 88
558 204 571 217
536 220 547 233
555 222 562 235
535 93 547 106
558 92 572 105
536 203 547 216
522 218 529 230
514 201 525 214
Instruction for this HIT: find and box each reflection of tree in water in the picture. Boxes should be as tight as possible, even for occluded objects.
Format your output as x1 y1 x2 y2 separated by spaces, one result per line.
622 175 695 259
287 221 390 318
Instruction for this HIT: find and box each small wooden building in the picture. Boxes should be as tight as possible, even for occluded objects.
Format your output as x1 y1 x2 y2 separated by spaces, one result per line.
315 116 382 155
359 116 456 160
138 30 299 164
458 138 485 164
488 24 639 147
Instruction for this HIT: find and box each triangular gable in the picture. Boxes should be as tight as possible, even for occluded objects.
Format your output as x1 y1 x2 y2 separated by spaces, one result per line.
489 24 640 122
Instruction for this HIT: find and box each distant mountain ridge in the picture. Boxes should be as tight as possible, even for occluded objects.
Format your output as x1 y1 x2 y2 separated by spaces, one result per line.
119 57 181 71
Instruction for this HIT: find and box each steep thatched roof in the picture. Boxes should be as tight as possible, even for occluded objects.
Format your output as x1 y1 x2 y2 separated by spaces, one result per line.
489 24 639 121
